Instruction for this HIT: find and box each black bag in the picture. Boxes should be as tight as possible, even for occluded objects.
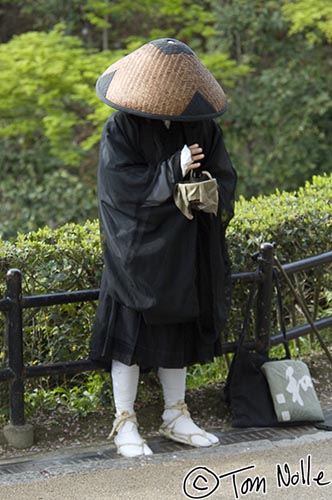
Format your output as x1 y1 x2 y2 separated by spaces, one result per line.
224 272 291 427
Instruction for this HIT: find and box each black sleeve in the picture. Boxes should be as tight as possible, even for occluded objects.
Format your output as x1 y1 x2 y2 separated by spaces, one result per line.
96 113 199 320
98 113 183 210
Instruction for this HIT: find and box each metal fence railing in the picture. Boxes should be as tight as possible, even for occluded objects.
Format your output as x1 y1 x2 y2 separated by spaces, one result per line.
1 243 332 437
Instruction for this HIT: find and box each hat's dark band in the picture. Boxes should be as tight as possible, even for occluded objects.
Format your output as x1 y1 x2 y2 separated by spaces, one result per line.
96 82 228 122
96 93 227 121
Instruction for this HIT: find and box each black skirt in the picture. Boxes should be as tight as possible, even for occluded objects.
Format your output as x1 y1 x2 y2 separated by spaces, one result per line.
89 276 222 370
101 299 222 369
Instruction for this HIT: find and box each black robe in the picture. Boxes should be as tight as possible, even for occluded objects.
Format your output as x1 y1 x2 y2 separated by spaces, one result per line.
89 111 237 369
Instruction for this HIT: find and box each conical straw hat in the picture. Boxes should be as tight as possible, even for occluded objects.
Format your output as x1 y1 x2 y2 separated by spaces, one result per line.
96 38 227 121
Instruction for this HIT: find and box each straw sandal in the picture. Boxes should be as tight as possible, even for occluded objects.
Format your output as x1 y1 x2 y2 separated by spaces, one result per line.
108 411 152 457
159 401 219 448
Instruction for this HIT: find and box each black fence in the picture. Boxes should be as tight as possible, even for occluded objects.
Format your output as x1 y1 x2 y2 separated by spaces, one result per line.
1 243 332 429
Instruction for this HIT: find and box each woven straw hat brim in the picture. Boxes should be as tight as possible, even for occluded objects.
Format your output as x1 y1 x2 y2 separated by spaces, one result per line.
96 39 227 121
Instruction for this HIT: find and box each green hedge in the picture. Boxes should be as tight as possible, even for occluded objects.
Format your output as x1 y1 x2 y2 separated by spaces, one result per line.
0 221 102 367
0 174 331 369
227 174 332 342
228 173 332 270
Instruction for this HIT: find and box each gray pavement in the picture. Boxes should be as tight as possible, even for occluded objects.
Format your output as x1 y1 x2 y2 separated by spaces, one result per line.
0 425 332 500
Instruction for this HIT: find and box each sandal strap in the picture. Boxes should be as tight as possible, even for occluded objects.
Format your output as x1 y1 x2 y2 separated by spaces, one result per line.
162 400 191 429
116 438 147 450
108 411 137 439
160 427 209 446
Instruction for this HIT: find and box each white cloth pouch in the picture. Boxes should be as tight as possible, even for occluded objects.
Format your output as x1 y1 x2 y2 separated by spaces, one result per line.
173 170 219 220
261 359 324 423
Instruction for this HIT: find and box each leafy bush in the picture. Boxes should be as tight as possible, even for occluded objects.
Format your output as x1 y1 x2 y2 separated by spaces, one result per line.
212 0 332 198
228 173 332 269
0 221 102 368
24 372 113 418
227 173 332 343
0 28 118 165
0 174 331 415
0 138 99 240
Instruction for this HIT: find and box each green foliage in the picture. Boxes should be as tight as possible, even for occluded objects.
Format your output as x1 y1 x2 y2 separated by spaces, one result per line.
1 0 219 51
187 357 229 389
228 174 332 270
24 373 113 417
211 0 286 62
282 0 332 45
0 221 102 293
223 50 332 196
1 3 331 204
0 221 102 366
0 27 242 166
226 174 332 346
212 0 332 198
200 52 252 87
0 28 120 166
0 138 98 240
74 0 219 52
0 0 85 34
0 28 117 240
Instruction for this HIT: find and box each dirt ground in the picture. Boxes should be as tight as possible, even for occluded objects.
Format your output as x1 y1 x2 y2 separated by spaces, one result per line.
1 351 332 460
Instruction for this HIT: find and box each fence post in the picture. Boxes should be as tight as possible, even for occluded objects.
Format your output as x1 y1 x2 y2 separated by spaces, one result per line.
255 243 275 353
3 269 34 448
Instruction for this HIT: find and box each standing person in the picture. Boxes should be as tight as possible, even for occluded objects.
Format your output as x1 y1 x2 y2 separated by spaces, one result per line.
90 38 237 458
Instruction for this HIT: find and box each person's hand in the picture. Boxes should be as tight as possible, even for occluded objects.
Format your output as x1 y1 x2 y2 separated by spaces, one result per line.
187 144 205 171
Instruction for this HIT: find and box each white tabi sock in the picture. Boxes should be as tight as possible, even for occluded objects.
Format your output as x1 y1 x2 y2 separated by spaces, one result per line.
110 360 153 457
158 367 219 447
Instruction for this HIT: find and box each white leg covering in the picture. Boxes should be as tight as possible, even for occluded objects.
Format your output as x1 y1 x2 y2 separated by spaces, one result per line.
110 360 153 457
158 367 219 448
158 367 187 407
111 360 139 415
